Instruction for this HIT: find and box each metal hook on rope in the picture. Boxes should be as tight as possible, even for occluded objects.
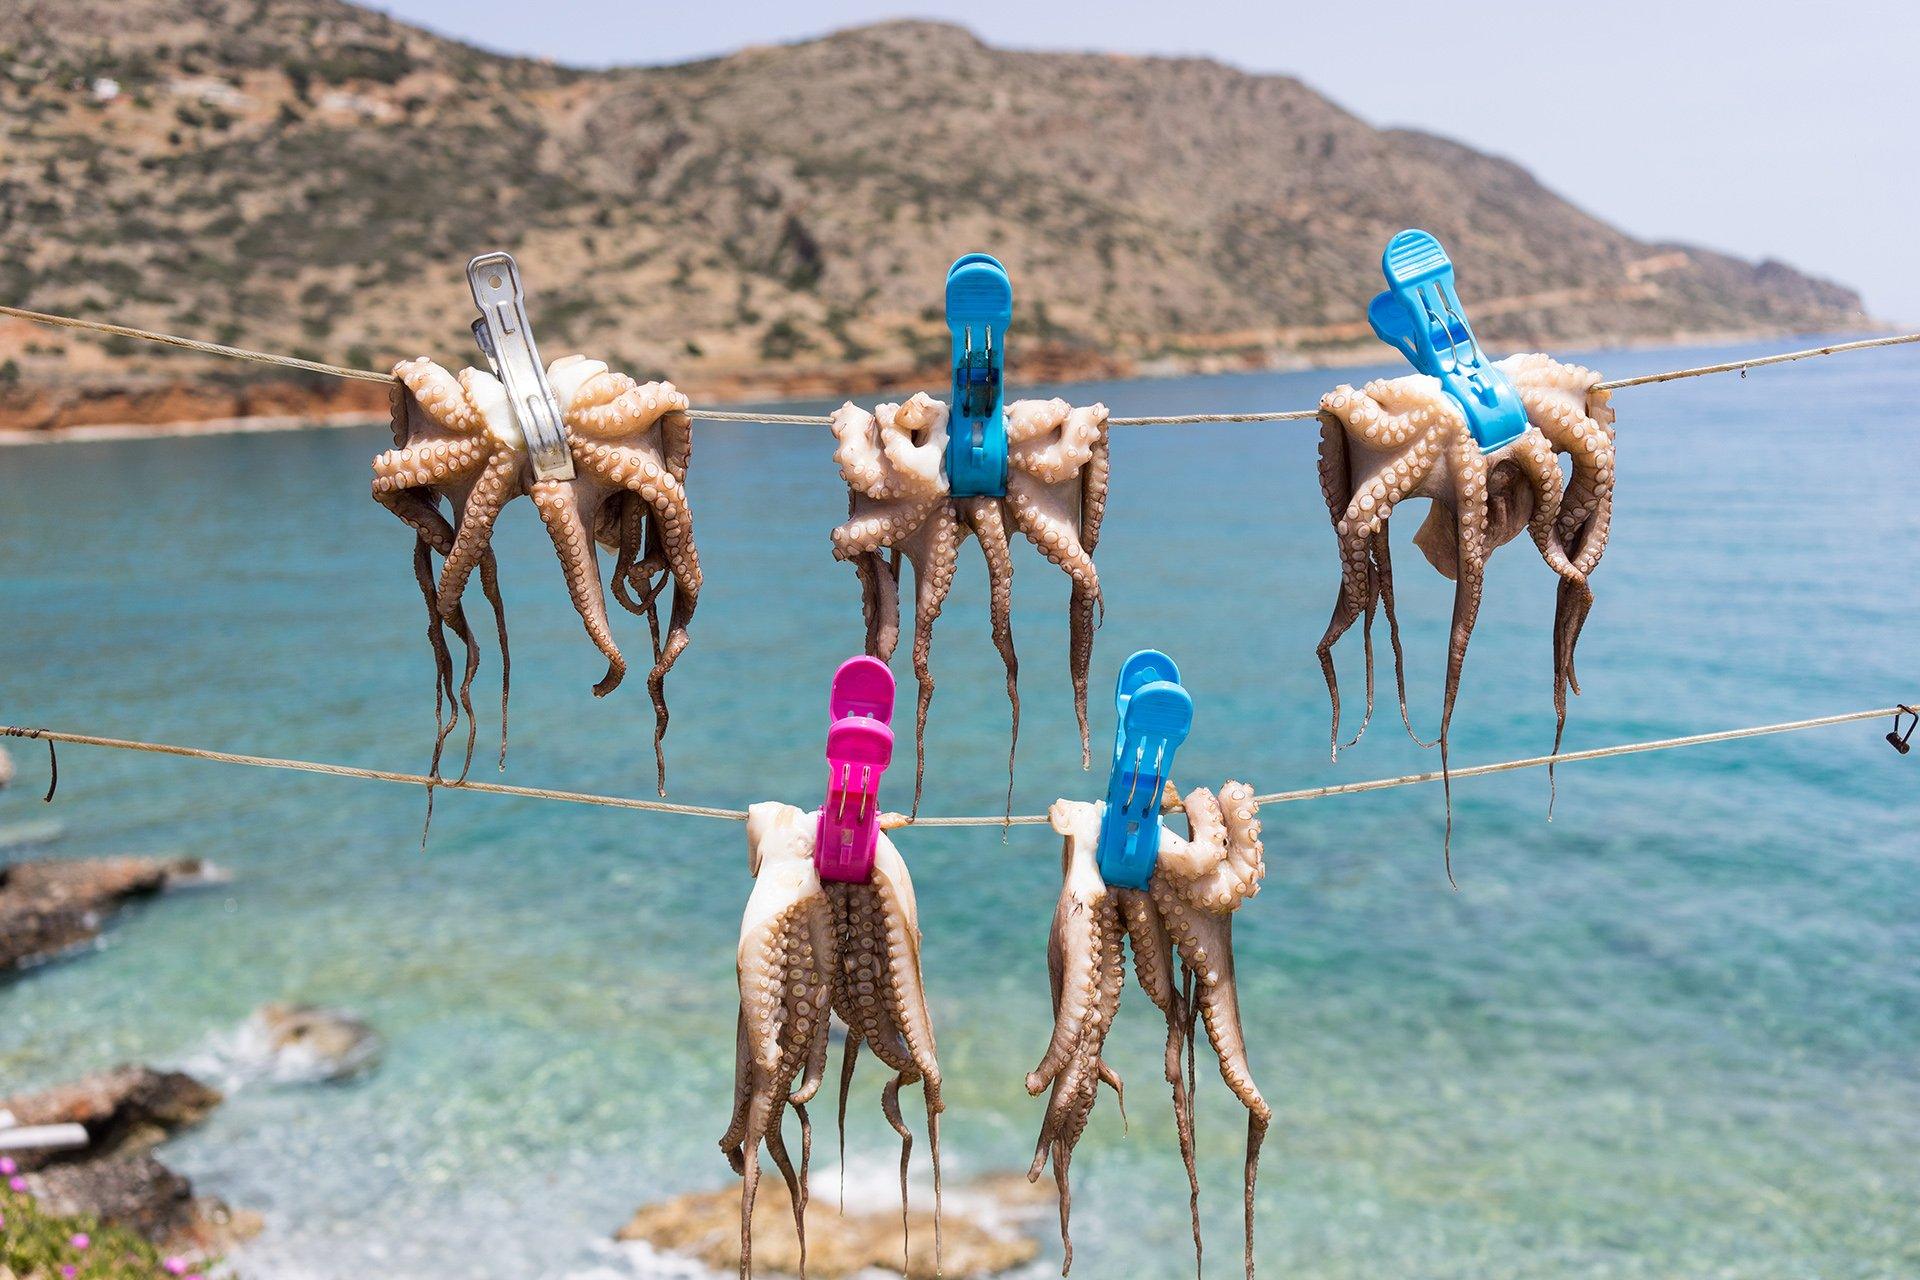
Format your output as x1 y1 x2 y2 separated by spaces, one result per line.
1888 706 1917 756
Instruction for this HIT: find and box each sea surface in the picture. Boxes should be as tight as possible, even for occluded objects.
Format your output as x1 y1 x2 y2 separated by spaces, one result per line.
1 337 1916 1279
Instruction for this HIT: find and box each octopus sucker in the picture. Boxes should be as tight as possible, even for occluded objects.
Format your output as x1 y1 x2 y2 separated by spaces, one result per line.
374 355 703 797
830 393 1110 809
1315 356 1616 857
730 804 943 1278
1031 785 1269 1275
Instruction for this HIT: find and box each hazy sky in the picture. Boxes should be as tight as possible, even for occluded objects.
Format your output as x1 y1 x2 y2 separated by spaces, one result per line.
370 0 1920 321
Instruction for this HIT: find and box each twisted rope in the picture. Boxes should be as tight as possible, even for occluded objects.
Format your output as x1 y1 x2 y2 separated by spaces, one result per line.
0 305 396 384
4 704 1905 829
5 304 1914 428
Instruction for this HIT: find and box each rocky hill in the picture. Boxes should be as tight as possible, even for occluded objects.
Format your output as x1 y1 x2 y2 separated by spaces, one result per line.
0 0 1868 431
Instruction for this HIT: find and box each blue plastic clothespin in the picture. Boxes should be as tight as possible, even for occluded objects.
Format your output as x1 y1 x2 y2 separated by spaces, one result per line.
945 253 1013 496
1096 650 1193 889
1366 229 1527 451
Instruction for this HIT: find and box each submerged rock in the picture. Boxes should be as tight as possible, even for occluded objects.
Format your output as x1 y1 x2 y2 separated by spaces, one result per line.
0 855 207 972
248 1002 381 1083
616 1172 1044 1279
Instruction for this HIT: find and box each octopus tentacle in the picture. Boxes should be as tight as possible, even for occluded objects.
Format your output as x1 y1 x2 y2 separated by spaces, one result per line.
410 537 459 831
732 805 838 1279
644 586 697 796
879 1073 916 1271
660 406 693 485
1504 429 1580 583
1313 414 1369 758
1117 888 1176 1016
1006 473 1098 592
1032 904 1126 1273
835 1034 858 1214
369 435 491 496
903 506 964 815
722 1009 754 1174
1314 397 1447 757
1029 804 1113 1095
762 1114 805 1265
1436 464 1491 884
529 478 625 697
1503 357 1618 779
436 444 521 618
607 494 652 619
817 831 943 1275
1370 531 1431 749
831 494 943 560
394 356 485 435
573 439 702 592
964 497 1021 815
853 550 902 661
1146 784 1271 1278
1029 800 1138 1273
1072 419 1113 762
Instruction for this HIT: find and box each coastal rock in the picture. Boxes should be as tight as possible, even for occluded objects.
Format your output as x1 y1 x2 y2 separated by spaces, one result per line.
617 1172 1043 1279
3 1066 254 1253
1 1066 222 1173
20 1154 261 1254
0 855 206 972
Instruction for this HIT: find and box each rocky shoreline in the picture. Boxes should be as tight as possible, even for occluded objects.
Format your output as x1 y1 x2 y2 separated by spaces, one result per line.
3 1066 259 1267
2 1068 255 1248
0 856 209 974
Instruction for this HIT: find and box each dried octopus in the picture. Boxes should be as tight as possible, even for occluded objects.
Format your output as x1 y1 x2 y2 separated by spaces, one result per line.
1316 354 1615 859
372 354 702 793
1033 784 1269 1277
830 392 1111 810
725 803 943 1279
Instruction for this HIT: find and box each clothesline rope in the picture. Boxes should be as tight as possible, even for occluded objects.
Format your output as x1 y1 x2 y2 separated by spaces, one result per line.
5 304 1917 428
3 704 1906 829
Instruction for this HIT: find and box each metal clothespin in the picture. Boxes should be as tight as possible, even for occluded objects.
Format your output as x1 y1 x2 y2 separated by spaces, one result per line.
1889 705 1917 755
814 656 897 882
945 253 1013 497
467 251 575 481
1366 229 1528 451
1096 650 1193 889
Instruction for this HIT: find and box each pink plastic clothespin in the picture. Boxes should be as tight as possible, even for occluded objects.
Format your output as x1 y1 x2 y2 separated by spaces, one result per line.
813 656 896 882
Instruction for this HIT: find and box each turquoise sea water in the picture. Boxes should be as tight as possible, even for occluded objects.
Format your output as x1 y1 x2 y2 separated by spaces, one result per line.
1 337 1916 1279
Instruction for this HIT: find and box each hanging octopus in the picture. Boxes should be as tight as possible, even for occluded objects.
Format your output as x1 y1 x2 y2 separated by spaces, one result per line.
726 803 944 1279
830 392 1110 812
1032 784 1269 1277
371 354 702 793
1315 354 1615 864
